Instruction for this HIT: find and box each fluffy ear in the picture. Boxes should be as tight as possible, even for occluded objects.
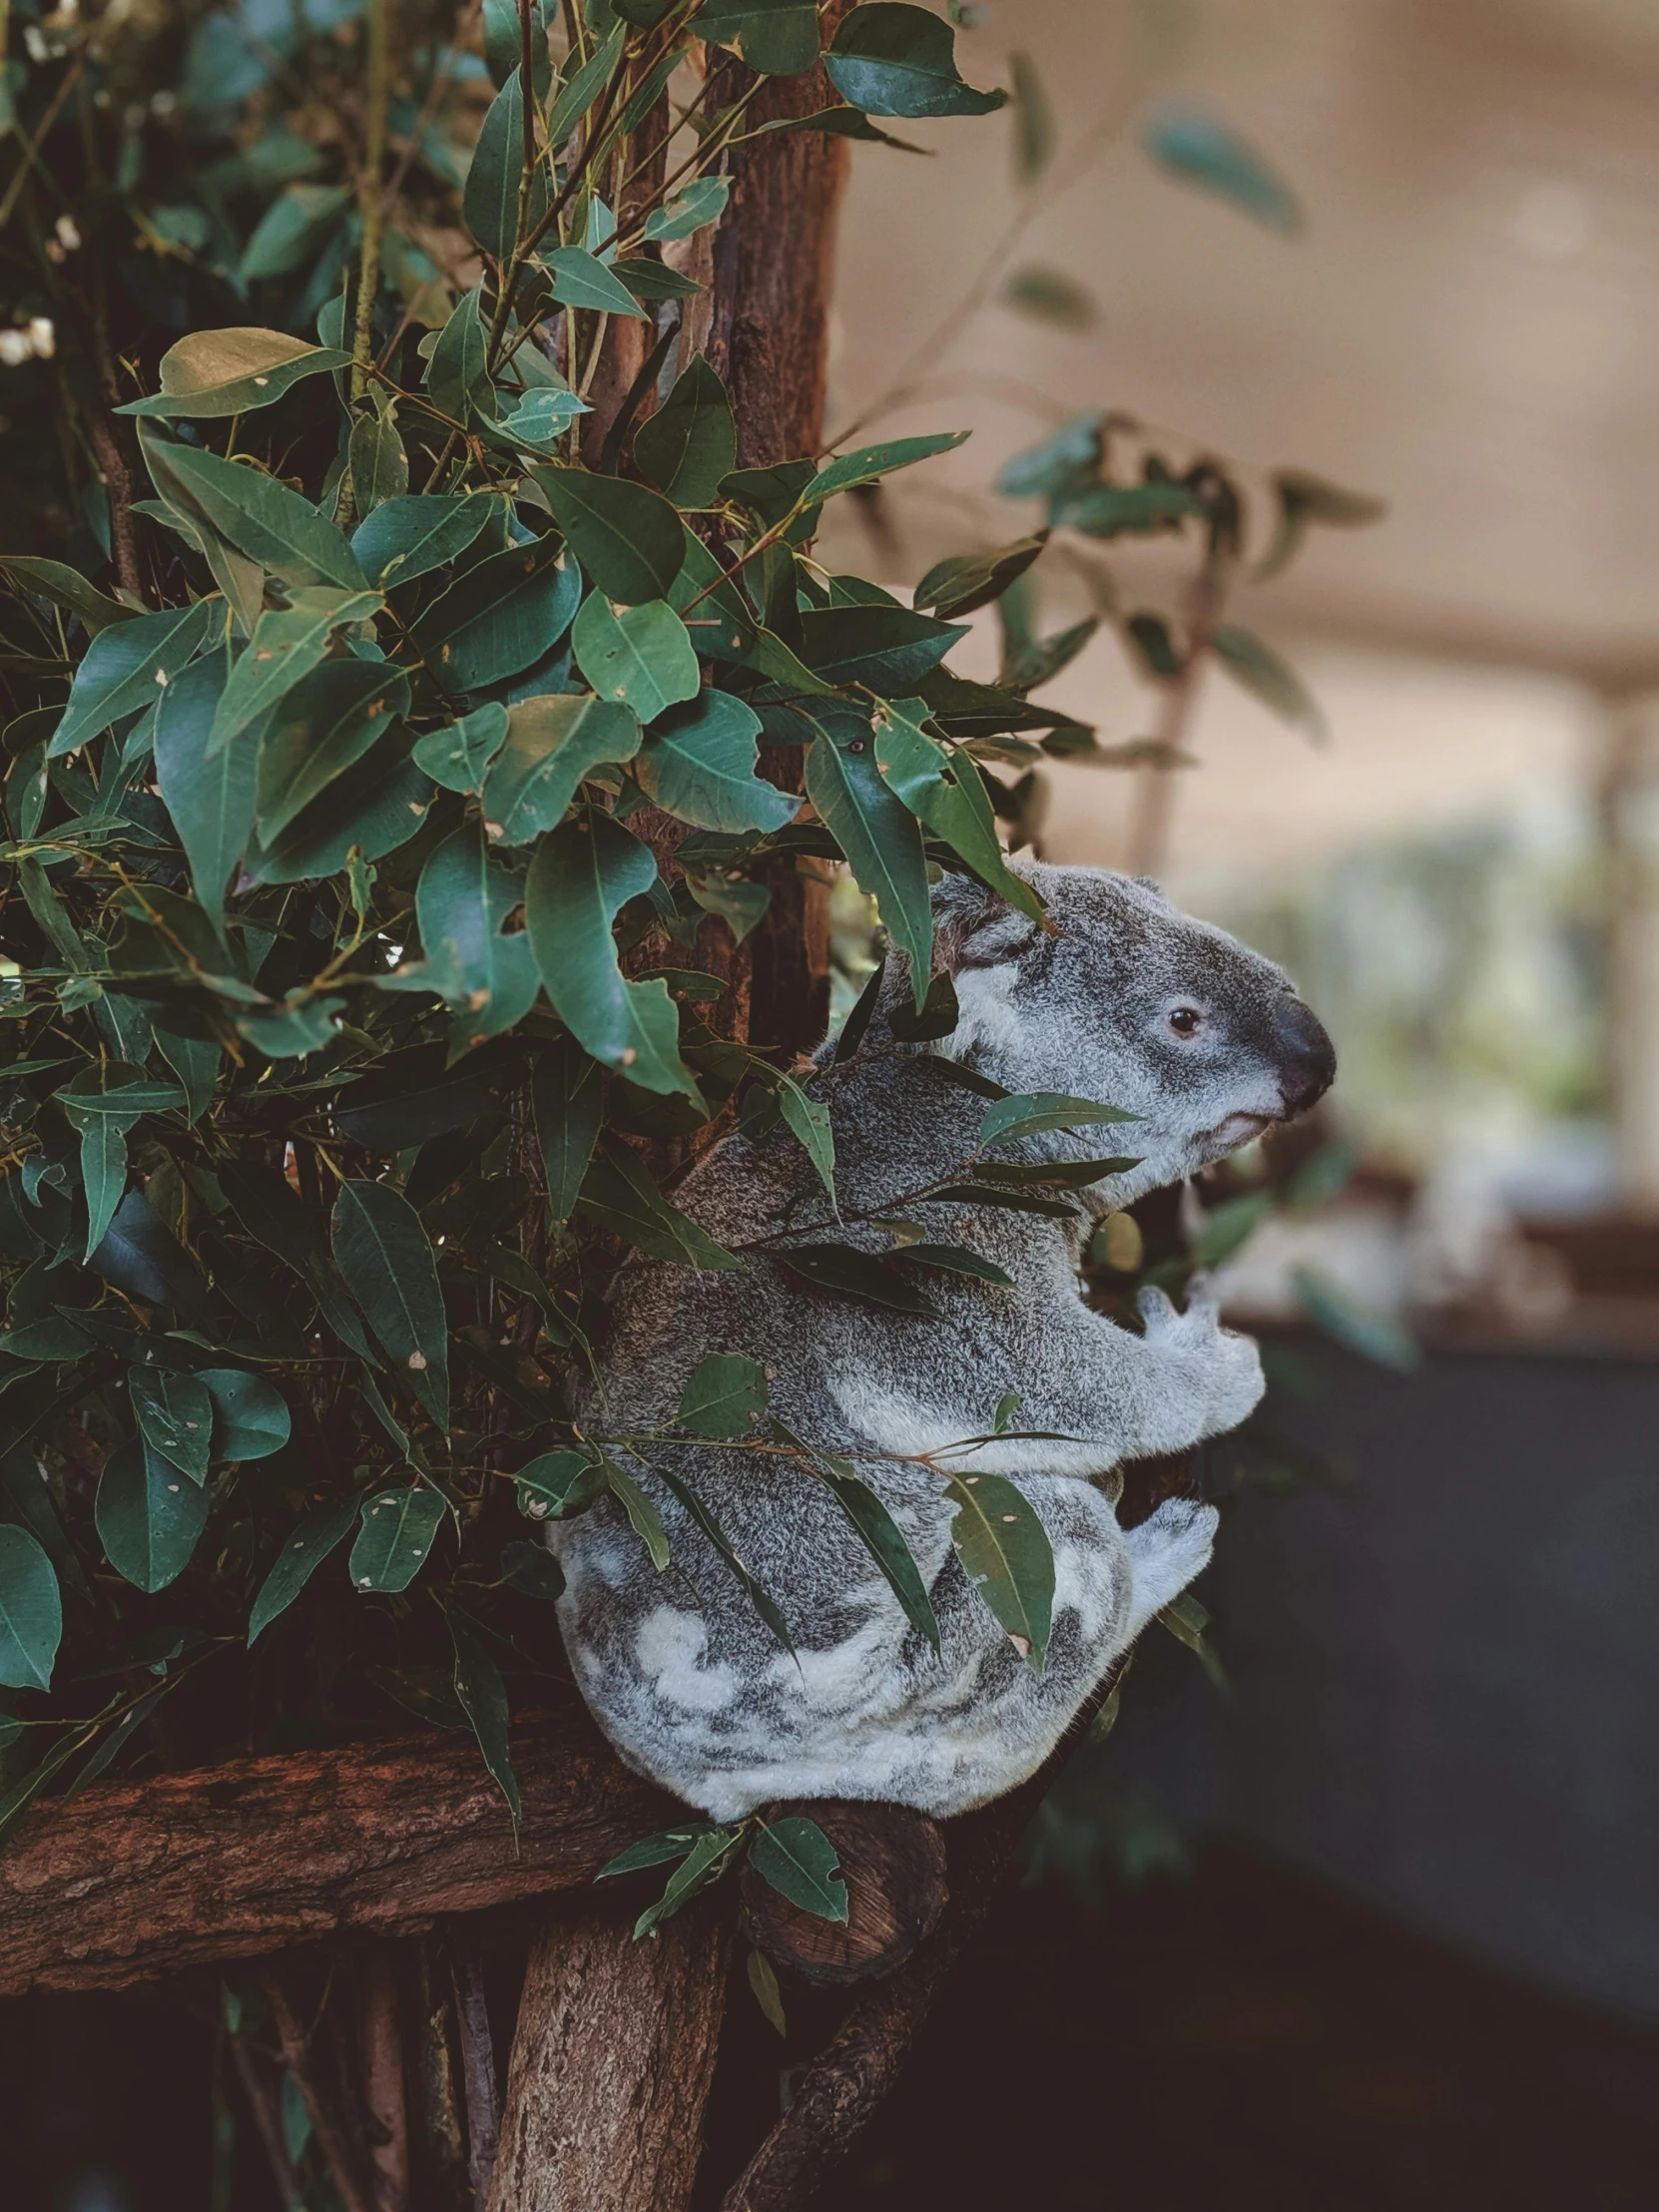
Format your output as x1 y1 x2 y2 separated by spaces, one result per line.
932 874 1042 974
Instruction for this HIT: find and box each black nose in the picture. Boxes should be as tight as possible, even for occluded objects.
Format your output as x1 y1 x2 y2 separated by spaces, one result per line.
1274 996 1336 1117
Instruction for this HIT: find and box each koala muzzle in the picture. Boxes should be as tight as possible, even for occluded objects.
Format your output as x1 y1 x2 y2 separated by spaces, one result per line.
1273 997 1337 1118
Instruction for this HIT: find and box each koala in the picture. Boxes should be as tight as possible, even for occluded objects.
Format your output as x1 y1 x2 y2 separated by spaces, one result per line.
551 862 1335 1822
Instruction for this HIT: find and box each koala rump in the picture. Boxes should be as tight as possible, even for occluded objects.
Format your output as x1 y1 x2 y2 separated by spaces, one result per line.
551 862 1334 1821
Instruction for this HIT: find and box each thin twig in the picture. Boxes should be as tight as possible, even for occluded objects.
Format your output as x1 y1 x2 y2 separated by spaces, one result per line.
352 0 393 400
263 1969 377 2212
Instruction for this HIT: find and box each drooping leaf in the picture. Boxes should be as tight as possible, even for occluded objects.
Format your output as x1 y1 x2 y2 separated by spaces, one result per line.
531 1040 604 1221
913 534 1047 621
597 1822 730 1881
1143 102 1301 235
775 1242 940 1316
575 1138 742 1270
351 493 495 588
1256 468 1386 583
1210 625 1325 739
414 537 580 695
244 728 433 883
218 1161 377 1363
208 588 383 759
89 1190 208 1308
425 283 495 425
464 74 548 261
247 1491 361 1644
748 1946 788 2036
545 245 650 319
0 554 135 634
648 1456 793 1651
255 658 410 837
515 1447 606 1520
676 1354 769 1437
634 356 737 510
0 1526 61 1692
978 1092 1139 1146
635 692 798 833
871 697 1044 920
349 1485 447 1592
898 1243 1014 1287
1001 265 1096 327
524 812 701 1097
827 4 1007 119
129 1367 214 1485
749 1815 849 1923
199 1368 291 1459
96 1437 210 1594
49 601 217 758
534 468 686 604
804 711 932 996
1009 49 1053 179
810 1452 939 1650
414 827 540 1043
144 439 368 592
571 594 701 719
775 1073 836 1209
347 406 409 513
331 1181 452 1427
480 693 642 844
118 327 352 418
630 1825 742 1938
943 1467 1053 1667
449 1612 521 1824
600 1454 671 1569
152 647 258 938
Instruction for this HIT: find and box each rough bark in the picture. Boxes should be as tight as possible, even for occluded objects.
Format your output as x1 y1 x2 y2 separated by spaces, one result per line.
484 1900 733 2212
0 1707 679 1997
358 1943 412 2212
742 1800 946 1986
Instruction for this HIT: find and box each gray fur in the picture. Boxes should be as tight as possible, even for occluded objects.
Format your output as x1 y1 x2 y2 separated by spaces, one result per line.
551 862 1335 1820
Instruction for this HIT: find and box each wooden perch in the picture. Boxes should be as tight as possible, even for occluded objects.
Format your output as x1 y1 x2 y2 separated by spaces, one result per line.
0 1705 680 1998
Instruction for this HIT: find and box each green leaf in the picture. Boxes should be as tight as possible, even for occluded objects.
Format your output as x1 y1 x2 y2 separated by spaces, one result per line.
601 1453 671 1569
635 692 797 833
633 355 737 510
129 1366 214 1485
1210 625 1325 739
1256 468 1386 583
255 657 409 837
612 256 706 302
524 811 701 1096
494 388 591 452
978 1091 1139 1146
804 430 970 505
119 327 353 418
501 1537 565 1601
797 605 965 691
415 537 580 696
515 1447 606 1519
415 827 540 1042
641 176 729 244
1143 103 1301 235
695 0 820 73
545 244 650 319
96 1437 210 1594
218 1161 377 1363
597 1822 728 1879
804 714 932 995
535 468 686 604
480 692 641 843
1291 1265 1420 1373
676 1354 768 1437
331 1181 452 1427
146 439 369 592
811 1452 939 1649
871 697 1044 921
0 1525 61 1692
49 601 217 757
575 1137 742 1269
465 75 549 261
1002 264 1095 327
898 1242 1014 1287
943 1468 1053 1666
776 1072 836 1209
0 554 135 634
247 1491 360 1645
1189 1189 1274 1269
152 647 258 938
1157 1590 1229 1696
348 406 409 512
207 588 383 758
239 182 353 279
1068 481 1200 538
244 730 433 883
928 1183 1078 1220
351 493 495 588
532 1040 603 1221
748 1946 788 2036
412 701 510 793
237 996 345 1060
1009 49 1053 179
913 533 1046 621
648 1456 794 1651
827 3 1007 118
970 1156 1138 1189
749 1815 848 1923
631 1825 742 1938
349 1485 447 1593
200 1368 291 1459
449 1613 521 1825
546 24 625 149
425 283 495 425
571 594 700 719
775 1243 941 1316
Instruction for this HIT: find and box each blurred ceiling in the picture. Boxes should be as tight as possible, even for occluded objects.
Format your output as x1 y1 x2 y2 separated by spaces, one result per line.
824 0 1659 687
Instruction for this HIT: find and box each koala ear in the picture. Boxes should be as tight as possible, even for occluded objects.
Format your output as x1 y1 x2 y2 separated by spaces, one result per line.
933 875 1041 973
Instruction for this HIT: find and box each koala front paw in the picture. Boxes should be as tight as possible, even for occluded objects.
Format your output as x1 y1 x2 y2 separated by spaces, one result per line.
1137 1275 1265 1437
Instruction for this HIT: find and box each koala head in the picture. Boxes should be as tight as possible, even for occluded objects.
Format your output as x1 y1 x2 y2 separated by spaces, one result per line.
916 861 1335 1195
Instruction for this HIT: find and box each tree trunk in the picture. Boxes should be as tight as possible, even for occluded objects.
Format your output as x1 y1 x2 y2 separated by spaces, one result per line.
484 1901 733 2212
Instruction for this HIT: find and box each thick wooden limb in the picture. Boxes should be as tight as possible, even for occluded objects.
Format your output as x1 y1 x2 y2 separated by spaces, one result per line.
0 1707 679 1997
485 1900 733 2212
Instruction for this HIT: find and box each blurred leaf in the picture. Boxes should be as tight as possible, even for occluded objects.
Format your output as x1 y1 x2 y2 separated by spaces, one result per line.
1256 468 1387 583
1157 1589 1229 1695
944 1468 1052 1667
247 1491 360 1644
1189 1190 1273 1269
1292 1265 1420 1373
0 1526 61 1692
1143 103 1301 235
96 1437 209 1594
676 1354 768 1437
1002 265 1095 328
827 3 1007 118
119 327 351 418
571 595 701 720
535 468 686 604
239 183 352 280
747 1947 788 2036
634 356 738 510
0 555 135 635
635 692 797 833
350 1486 447 1592
750 1814 848 1922
331 1182 452 1427
1210 624 1326 739
1009 50 1053 179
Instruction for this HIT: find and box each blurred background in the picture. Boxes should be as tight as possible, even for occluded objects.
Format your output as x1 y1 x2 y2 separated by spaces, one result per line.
806 0 1659 2202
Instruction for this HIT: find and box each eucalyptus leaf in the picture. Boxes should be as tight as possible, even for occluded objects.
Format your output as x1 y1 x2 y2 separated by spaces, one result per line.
1144 102 1302 235
827 5 1007 119
635 692 798 832
449 1612 521 1823
634 355 737 510
208 588 383 759
531 1040 604 1221
96 1437 209 1594
943 1467 1053 1667
351 493 495 588
151 647 257 939
49 601 217 758
0 1525 61 1692
119 327 352 418
545 245 650 319
145 439 368 592
534 468 686 605
331 1181 452 1427
570 595 700 719
349 1485 447 1592
749 1815 848 1922
480 693 642 843
465 75 548 261
871 696 1043 920
804 711 932 996
575 1138 742 1270
676 1353 768 1437
129 1366 214 1485
200 1368 291 1459
247 1491 360 1644
415 537 580 695
255 657 410 836
415 827 540 1042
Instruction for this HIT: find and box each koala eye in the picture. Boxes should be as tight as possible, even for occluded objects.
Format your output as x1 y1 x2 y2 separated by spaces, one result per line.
1167 1005 1204 1039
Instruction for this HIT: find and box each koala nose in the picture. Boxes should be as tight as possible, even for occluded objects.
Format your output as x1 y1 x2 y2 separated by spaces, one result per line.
1274 997 1336 1118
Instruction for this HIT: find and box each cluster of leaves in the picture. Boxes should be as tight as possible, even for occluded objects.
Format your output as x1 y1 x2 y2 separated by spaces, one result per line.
0 0 1194 1853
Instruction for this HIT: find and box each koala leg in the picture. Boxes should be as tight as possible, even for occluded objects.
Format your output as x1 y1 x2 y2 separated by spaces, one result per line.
1121 1494 1220 1640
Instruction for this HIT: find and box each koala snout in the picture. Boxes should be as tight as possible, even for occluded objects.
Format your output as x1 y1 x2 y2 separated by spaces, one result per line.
1272 997 1336 1118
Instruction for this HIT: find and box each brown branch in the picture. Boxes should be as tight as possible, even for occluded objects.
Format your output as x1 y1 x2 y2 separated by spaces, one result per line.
86 413 142 603
231 2033 306 2212
264 1965 379 2212
451 1932 502 2210
0 1705 679 1997
358 1943 412 2211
